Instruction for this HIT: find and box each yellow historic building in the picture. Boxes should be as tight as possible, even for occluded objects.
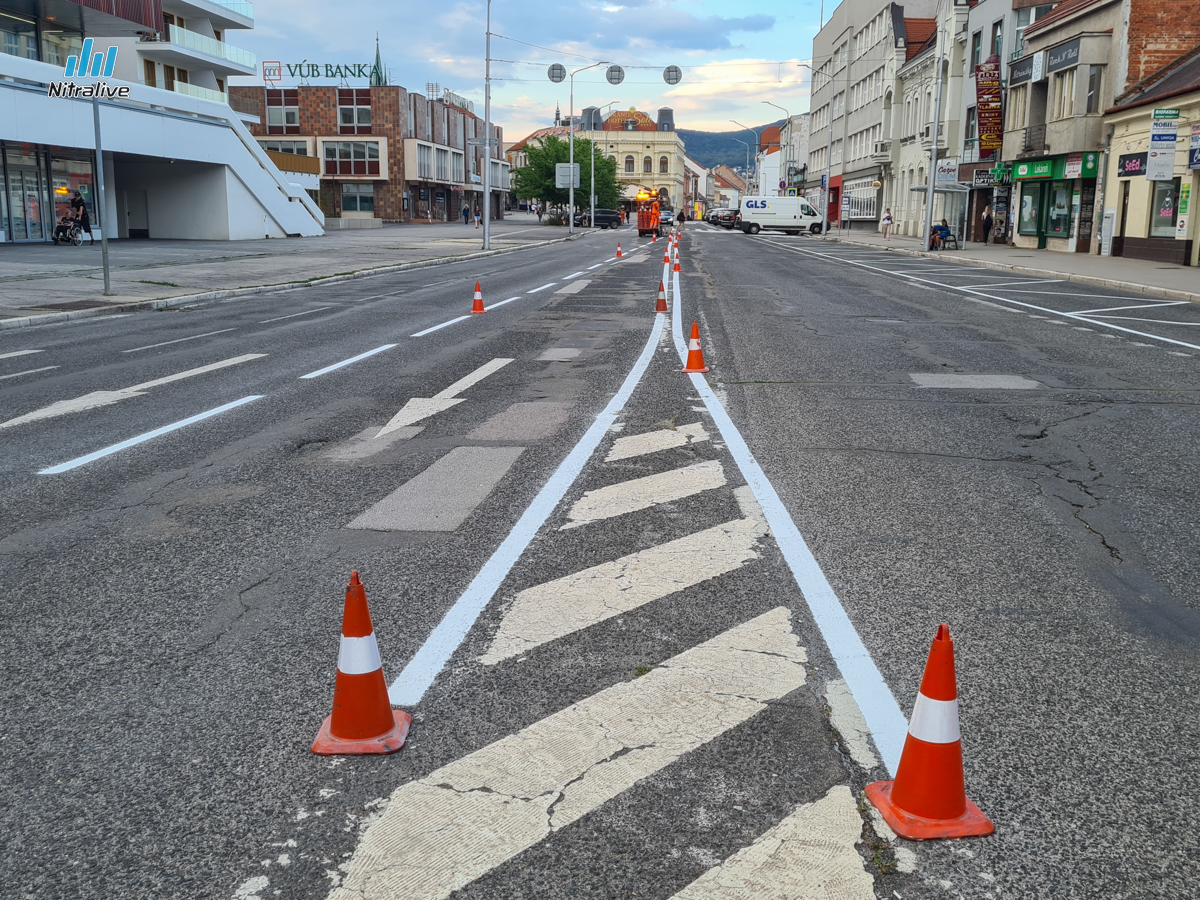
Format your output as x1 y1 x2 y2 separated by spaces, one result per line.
576 107 688 209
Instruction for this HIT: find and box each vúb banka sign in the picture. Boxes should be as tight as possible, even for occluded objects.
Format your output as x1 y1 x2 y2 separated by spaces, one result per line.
264 61 383 81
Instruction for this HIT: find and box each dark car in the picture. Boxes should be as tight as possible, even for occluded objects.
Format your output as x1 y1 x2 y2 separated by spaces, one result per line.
716 209 740 229
573 208 622 229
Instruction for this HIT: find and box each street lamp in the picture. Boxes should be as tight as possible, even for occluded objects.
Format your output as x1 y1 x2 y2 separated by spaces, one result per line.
482 0 493 250
797 62 836 235
561 62 610 235
763 101 790 196
731 137 751 184
730 119 760 192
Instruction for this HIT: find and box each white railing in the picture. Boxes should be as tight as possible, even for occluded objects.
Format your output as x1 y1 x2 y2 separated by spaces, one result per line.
174 81 227 104
168 24 256 68
208 0 254 17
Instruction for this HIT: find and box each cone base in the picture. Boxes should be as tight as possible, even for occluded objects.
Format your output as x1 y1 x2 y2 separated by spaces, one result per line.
865 780 994 840
312 709 412 756
682 365 709 373
470 308 486 314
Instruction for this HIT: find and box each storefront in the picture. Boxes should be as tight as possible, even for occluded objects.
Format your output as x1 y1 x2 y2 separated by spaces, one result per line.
1012 151 1099 252
1 142 98 243
958 162 1010 243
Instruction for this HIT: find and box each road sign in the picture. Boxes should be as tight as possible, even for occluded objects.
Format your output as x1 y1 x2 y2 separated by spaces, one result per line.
663 65 682 85
555 162 580 189
606 65 625 85
786 189 798 197
547 64 566 83
821 174 828 188
779 180 786 190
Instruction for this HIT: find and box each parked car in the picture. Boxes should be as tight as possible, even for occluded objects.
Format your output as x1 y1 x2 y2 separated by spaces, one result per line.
660 209 675 227
705 209 723 225
716 209 740 229
573 208 623 229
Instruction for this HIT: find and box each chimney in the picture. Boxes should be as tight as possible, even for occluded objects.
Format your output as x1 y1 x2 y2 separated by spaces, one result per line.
657 108 675 132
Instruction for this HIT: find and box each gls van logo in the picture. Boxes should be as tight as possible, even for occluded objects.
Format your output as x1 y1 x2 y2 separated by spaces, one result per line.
745 199 771 209
47 39 130 99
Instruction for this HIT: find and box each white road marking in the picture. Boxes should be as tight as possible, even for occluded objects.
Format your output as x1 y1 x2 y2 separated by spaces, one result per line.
1070 301 1189 314
335 608 806 900
1082 315 1200 325
959 278 1064 288
375 358 513 438
527 282 556 293
605 422 709 461
38 395 261 475
668 786 875 900
482 486 767 664
824 679 880 770
0 349 44 360
909 373 1042 389
300 344 395 379
122 328 235 353
259 306 333 323
0 365 58 381
554 280 591 295
562 459 726 529
563 271 585 279
411 315 470 337
0 354 267 429
387 315 666 705
672 262 909 775
347 447 525 532
485 296 520 310
587 263 604 269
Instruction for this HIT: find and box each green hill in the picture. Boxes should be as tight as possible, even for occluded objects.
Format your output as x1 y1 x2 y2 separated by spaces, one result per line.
677 120 785 170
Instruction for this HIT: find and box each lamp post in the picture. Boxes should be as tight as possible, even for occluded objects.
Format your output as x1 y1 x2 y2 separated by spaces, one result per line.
922 0 947 253
730 119 761 192
797 63 836 234
566 62 609 235
731 137 751 188
762 101 790 196
586 101 618 231
482 0 493 250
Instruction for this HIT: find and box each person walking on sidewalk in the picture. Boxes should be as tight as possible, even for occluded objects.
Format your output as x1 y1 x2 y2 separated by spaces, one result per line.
70 191 94 245
461 205 470 225
474 204 482 228
982 206 994 245
881 208 893 241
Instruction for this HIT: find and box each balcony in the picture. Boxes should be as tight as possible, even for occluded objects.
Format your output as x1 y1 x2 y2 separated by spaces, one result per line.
1022 124 1048 153
173 81 226 104
167 0 254 29
870 139 894 164
139 24 256 76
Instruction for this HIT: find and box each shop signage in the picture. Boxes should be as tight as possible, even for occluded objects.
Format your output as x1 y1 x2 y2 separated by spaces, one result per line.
263 60 384 82
1064 152 1083 179
1177 183 1190 239
1014 158 1054 179
1010 55 1033 85
1117 152 1147 177
48 39 130 99
1189 123 1200 171
975 54 1002 156
1031 51 1046 83
441 89 475 114
936 157 959 183
1147 108 1179 181
1014 153 1099 180
1047 38 1081 73
973 169 999 187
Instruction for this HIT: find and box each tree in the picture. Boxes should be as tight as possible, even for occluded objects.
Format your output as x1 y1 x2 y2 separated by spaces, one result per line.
512 135 622 211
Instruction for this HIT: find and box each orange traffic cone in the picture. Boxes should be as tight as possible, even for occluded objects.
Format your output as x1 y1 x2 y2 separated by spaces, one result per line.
616 242 623 258
682 321 709 373
663 246 670 264
470 281 486 314
312 571 412 755
656 280 668 313
866 624 993 839
652 233 657 243
673 253 681 273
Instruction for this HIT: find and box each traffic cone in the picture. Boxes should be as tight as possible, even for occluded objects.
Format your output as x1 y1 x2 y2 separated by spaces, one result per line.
616 242 623 258
673 253 681 273
652 233 657 243
682 321 709 373
470 281 485 314
865 624 993 839
663 246 670 264
656 280 668 313
312 571 412 756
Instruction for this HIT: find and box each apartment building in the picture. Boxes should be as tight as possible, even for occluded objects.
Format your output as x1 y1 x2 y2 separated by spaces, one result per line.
779 113 811 194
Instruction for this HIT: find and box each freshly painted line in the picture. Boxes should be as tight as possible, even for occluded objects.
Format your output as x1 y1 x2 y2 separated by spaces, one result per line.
300 344 396 379
561 459 726 529
387 313 666 705
484 296 520 310
605 421 709 461
1082 315 1200 326
527 282 556 293
339 609 807 900
38 395 261 475
482 488 767 664
587 263 604 269
959 278 1064 289
563 271 585 279
672 263 909 774
375 358 513 439
259 306 333 323
411 316 470 337
432 357 513 400
0 365 58 381
122 328 235 353
0 349 44 360
1070 301 1189 315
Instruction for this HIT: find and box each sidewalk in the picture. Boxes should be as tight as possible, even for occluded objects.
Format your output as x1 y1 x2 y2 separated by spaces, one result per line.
0 216 582 327
818 228 1200 304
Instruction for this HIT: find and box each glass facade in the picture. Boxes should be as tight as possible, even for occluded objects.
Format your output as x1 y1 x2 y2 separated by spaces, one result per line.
1 145 97 243
1149 178 1180 238
1046 181 1072 237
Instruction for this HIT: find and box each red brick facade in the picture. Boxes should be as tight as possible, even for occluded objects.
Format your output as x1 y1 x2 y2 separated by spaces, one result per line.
1125 0 1200 92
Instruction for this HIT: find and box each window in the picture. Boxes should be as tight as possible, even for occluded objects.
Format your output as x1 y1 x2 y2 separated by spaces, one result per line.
625 155 635 173
451 151 464 183
1018 182 1042 235
338 89 372 134
971 31 982 68
323 141 381 176
1008 85 1028 130
1046 180 1071 236
659 156 669 174
341 183 374 213
1053 68 1075 119
624 119 637 131
1086 66 1104 114
42 29 82 67
261 140 308 155
965 107 977 145
417 144 432 179
266 89 300 135
1 13 37 59
643 156 652 173
1150 178 1181 237
990 21 1003 58
143 59 156 87
163 64 176 91
435 147 449 181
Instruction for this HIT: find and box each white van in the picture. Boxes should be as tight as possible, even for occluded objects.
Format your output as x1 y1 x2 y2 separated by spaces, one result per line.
738 196 823 235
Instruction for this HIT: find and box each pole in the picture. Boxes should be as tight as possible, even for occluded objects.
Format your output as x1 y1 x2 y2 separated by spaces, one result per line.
590 139 595 230
568 70 575 235
923 0 945 252
92 96 112 295
482 0 492 250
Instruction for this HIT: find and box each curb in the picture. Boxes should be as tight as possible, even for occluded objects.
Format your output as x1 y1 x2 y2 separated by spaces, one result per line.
0 231 588 331
817 235 1200 305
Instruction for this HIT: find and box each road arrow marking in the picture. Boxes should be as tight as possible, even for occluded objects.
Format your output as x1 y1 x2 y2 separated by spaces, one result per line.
375 358 513 439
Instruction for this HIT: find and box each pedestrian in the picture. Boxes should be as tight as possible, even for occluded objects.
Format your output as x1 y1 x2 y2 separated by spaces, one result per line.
474 204 481 228
462 204 470 225
70 191 94 245
982 206 994 245
536 203 543 224
881 207 893 241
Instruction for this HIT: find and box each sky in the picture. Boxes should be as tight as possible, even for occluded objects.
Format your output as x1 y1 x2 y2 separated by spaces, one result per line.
229 0 829 141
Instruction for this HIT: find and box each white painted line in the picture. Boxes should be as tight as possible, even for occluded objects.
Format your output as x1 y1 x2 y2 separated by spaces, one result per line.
0 349 44 360
959 278 1064 288
587 263 604 269
605 421 709 461
484 296 520 310
259 306 333 323
340 609 807 900
483 489 766 664
668 786 875 900
527 282 556 293
0 365 59 381
38 395 262 475
388 313 666 705
562 459 726 529
672 263 908 775
300 344 396 379
411 316 470 337
1070 301 1189 315
1082 315 1200 325
375 358 513 438
1 353 266 430
432 357 513 400
562 271 585 280
122 328 235 353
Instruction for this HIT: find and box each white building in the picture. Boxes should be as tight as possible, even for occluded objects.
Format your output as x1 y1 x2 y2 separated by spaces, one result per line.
780 113 811 193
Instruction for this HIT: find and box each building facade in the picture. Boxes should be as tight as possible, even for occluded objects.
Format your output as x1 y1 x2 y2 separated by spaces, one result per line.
779 113 811 195
577 107 687 209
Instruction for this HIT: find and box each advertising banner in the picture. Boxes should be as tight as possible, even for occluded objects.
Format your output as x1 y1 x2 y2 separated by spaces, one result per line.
1190 123 1200 171
1147 108 1179 181
1065 152 1083 179
975 55 1003 156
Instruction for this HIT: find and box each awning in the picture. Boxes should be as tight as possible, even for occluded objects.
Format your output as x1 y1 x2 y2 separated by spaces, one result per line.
910 182 971 194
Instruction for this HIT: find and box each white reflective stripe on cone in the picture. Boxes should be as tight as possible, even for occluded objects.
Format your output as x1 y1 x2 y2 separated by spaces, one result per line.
338 633 383 675
689 340 701 350
907 693 961 744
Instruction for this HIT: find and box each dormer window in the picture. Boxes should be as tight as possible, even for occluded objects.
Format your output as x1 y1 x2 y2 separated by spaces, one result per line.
624 119 637 131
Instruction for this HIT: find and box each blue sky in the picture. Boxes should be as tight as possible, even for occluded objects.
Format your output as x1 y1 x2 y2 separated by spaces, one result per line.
230 0 827 139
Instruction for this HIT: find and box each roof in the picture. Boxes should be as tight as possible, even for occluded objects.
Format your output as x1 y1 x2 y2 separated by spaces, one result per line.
603 108 659 132
760 125 781 151
508 126 571 152
1110 45 1200 113
1024 0 1106 37
714 175 739 189
904 18 936 61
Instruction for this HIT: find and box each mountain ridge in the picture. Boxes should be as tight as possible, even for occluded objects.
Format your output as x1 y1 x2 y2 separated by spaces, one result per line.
677 119 786 170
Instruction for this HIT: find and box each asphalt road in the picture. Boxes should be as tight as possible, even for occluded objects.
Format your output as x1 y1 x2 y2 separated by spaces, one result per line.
1 224 1196 900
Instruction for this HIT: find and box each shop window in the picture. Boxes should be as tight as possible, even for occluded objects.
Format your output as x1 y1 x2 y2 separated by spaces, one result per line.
1085 66 1104 114
267 89 300 134
1046 181 1072 237
1053 68 1075 120
338 89 373 134
324 141 381 176
342 183 374 213
625 155 634 173
1149 178 1181 238
42 30 82 67
659 156 669 174
1018 183 1042 236
643 156 652 173
1 13 38 60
